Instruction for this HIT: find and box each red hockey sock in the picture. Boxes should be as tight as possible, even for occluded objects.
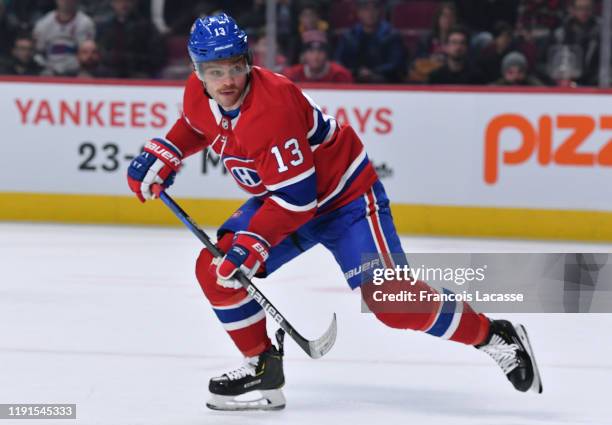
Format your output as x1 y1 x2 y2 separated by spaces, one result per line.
195 234 271 357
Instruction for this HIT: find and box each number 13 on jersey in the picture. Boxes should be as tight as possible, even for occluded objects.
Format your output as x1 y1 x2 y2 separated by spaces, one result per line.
271 139 304 173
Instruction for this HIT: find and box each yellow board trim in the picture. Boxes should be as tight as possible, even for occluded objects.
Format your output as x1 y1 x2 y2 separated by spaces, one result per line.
390 204 612 242
0 192 243 227
1 192 611 242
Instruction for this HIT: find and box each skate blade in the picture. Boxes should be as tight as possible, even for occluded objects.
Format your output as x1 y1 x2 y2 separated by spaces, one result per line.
206 389 286 411
515 324 543 394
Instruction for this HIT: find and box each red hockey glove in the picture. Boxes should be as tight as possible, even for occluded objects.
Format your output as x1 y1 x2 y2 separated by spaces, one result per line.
214 232 270 289
127 138 182 202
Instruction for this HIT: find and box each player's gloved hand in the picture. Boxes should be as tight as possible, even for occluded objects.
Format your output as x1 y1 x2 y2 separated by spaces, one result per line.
127 138 182 202
214 232 270 289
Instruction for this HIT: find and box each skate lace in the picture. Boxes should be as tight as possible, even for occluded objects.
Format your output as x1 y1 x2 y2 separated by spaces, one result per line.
225 358 258 381
479 334 520 374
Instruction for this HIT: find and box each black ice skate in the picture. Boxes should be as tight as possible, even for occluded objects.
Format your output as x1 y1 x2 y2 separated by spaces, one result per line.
206 329 286 411
477 320 543 393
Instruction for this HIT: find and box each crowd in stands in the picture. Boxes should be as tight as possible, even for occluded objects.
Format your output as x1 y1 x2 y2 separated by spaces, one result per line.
0 0 606 86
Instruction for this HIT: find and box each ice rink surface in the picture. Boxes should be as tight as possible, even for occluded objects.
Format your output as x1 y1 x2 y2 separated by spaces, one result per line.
2 222 612 425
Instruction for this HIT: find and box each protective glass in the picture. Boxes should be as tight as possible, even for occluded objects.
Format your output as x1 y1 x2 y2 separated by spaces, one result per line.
195 60 250 82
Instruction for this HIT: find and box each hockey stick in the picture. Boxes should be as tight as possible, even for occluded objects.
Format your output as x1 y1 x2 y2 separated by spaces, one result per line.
152 185 337 359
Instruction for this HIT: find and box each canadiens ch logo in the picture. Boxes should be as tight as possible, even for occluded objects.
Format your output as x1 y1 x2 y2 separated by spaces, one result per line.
231 167 261 187
223 157 264 191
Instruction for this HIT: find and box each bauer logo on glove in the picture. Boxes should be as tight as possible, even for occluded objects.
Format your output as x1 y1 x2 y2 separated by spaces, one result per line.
127 138 183 202
144 140 182 167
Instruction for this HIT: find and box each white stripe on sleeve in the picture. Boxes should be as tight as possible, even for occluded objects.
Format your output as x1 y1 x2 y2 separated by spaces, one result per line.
269 195 317 212
265 167 315 191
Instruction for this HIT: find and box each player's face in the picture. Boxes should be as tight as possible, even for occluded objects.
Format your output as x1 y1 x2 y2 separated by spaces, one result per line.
198 57 250 109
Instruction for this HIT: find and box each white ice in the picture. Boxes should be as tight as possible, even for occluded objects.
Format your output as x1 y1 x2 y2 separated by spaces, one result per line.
1 222 612 425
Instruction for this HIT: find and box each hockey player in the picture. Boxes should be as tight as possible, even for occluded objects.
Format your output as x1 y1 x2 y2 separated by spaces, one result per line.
127 13 542 411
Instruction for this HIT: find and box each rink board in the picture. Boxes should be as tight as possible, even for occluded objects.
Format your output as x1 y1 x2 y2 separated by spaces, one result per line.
2 193 612 242
0 77 611 240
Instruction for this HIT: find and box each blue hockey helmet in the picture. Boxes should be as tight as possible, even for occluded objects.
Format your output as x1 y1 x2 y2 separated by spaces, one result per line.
187 13 249 65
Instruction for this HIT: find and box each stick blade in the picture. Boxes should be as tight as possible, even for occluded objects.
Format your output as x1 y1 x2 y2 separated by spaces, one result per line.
307 313 337 359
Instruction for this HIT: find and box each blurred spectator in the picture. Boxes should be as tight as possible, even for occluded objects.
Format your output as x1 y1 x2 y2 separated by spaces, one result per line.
288 1 329 63
516 0 564 43
284 30 353 83
335 0 406 83
477 21 515 83
276 0 296 56
417 2 457 59
79 0 112 21
297 1 328 34
547 44 583 86
96 0 165 78
235 0 266 35
493 51 543 86
0 1 19 61
81 0 149 22
455 0 519 34
410 2 457 83
428 26 484 84
76 39 113 78
150 0 215 36
33 0 95 76
550 0 600 86
6 0 55 30
251 31 288 73
0 33 43 75
237 0 297 57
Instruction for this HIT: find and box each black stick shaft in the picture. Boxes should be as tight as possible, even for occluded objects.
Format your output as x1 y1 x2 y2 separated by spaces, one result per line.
155 188 335 358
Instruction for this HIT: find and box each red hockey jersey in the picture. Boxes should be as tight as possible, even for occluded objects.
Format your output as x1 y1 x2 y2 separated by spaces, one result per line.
165 67 377 247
